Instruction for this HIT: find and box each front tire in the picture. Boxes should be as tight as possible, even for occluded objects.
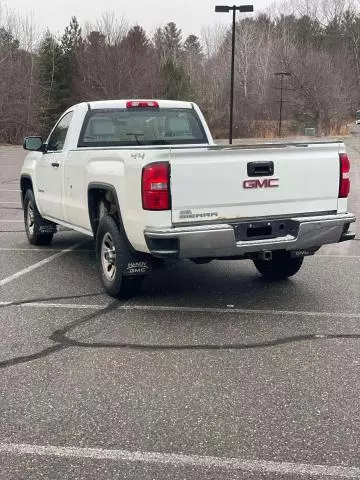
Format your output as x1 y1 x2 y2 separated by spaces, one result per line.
96 215 144 298
253 251 304 280
24 190 54 246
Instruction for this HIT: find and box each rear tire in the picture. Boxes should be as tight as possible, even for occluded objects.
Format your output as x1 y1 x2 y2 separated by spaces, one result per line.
253 251 304 280
24 190 54 246
96 215 145 299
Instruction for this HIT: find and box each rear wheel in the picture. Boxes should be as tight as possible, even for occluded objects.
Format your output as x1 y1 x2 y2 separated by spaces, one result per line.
253 251 304 280
96 215 145 298
24 190 54 246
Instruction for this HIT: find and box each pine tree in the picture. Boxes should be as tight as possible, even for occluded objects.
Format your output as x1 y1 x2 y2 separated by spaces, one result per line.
87 31 106 49
161 59 191 100
61 16 82 105
154 22 183 64
163 22 183 62
0 27 20 51
183 35 203 57
123 25 149 53
61 16 82 55
38 18 83 136
38 31 70 135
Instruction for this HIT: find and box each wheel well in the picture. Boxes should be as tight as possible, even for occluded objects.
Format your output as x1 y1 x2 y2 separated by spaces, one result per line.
88 187 119 236
20 176 33 206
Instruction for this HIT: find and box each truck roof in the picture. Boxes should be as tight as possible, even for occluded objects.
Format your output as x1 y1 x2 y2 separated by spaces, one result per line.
78 100 195 110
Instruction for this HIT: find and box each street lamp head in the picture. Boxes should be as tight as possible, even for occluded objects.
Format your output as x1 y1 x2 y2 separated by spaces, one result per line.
238 5 254 12
275 72 291 76
215 6 230 12
215 5 254 13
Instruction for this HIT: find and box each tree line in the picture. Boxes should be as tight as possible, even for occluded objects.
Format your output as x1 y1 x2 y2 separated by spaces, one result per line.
1 0 360 143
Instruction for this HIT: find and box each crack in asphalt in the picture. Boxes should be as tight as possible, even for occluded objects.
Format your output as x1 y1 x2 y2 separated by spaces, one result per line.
0 178 19 185
54 331 360 351
0 294 359 369
0 300 118 369
0 292 104 307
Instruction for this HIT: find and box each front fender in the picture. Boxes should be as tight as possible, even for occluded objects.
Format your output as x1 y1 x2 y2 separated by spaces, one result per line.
20 151 41 210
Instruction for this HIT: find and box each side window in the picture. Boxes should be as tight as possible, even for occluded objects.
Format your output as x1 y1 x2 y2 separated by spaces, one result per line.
47 111 74 152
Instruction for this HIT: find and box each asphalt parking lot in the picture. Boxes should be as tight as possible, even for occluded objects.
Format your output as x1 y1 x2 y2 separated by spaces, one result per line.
0 140 359 479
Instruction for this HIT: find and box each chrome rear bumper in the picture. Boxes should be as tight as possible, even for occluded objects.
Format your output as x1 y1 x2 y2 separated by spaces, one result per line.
144 213 356 259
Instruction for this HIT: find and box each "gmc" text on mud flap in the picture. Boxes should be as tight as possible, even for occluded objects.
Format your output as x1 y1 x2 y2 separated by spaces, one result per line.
124 262 150 276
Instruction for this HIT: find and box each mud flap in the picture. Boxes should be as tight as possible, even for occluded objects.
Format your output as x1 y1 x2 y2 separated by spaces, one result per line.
35 219 57 235
290 248 318 258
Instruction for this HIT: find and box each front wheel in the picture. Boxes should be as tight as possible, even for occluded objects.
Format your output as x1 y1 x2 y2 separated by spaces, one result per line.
24 190 54 246
96 215 145 298
253 252 304 280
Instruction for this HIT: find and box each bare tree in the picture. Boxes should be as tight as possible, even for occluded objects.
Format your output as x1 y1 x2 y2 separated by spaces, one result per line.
1 0 360 143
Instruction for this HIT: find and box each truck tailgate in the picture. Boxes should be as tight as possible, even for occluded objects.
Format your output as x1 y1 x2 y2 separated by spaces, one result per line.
170 143 340 224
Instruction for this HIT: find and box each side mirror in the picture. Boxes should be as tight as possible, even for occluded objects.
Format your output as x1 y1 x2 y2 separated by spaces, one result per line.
23 136 45 152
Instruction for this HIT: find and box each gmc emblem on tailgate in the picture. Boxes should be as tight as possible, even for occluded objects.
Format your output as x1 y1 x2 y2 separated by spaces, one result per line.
243 178 280 189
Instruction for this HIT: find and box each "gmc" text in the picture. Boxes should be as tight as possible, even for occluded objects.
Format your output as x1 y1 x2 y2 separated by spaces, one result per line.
243 178 280 189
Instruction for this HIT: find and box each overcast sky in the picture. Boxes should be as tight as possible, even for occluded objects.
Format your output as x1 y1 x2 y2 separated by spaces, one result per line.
6 0 275 38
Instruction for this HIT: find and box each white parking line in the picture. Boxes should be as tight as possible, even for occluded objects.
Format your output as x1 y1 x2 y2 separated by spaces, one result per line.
0 302 105 309
0 240 88 287
0 247 355 257
0 220 23 222
1 301 359 319
0 202 20 204
316 254 360 258
0 247 357 258
0 248 93 252
0 189 20 192
0 442 359 478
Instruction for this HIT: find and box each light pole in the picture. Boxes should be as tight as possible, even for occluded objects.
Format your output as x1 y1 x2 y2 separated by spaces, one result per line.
215 4 254 144
274 72 291 137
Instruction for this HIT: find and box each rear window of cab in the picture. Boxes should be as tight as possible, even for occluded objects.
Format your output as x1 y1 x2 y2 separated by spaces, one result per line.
78 107 208 147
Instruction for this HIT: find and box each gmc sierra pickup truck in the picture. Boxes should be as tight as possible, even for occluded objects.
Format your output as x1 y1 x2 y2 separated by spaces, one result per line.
21 99 356 297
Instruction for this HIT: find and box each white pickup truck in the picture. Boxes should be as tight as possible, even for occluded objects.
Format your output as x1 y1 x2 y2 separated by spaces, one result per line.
21 99 356 297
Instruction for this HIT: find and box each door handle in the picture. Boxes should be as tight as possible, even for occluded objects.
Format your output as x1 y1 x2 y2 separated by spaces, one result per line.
51 162 60 168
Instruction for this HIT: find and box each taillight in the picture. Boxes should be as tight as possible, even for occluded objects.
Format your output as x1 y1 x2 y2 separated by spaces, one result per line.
127 100 159 108
339 153 350 198
142 162 170 210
